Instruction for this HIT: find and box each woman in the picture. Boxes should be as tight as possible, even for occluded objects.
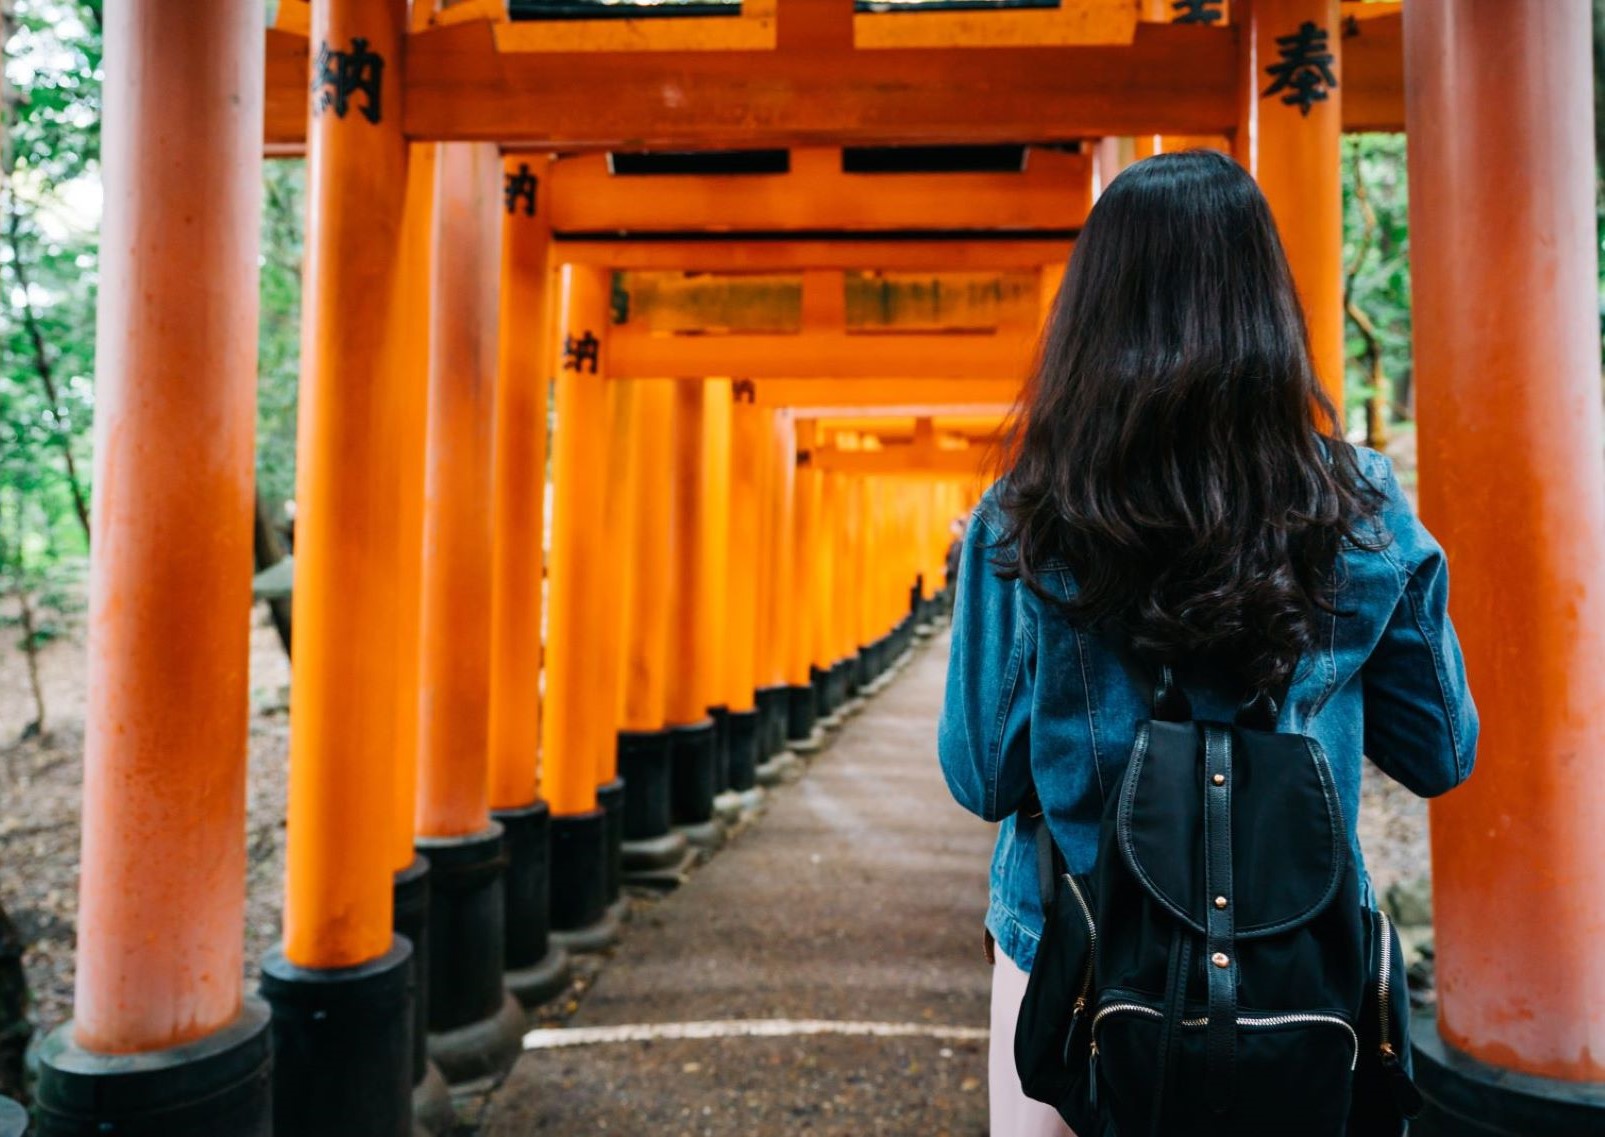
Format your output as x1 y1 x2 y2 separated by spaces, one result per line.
936 150 1477 1136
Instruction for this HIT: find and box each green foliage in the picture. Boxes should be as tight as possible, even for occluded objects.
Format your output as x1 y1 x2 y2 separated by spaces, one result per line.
1340 134 1413 431
258 161 306 509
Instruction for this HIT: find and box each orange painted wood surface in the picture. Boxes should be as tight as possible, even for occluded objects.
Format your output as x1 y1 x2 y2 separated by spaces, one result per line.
415 142 503 838
616 381 678 733
74 0 263 1052
1407 0 1605 1083
487 154 552 813
282 0 407 973
542 265 613 814
388 143 437 872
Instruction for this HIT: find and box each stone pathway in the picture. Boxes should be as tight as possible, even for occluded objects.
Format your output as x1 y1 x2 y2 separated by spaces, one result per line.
481 631 995 1136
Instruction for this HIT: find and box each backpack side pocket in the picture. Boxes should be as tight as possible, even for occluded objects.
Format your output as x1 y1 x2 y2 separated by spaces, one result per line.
1349 906 1424 1135
1014 871 1098 1130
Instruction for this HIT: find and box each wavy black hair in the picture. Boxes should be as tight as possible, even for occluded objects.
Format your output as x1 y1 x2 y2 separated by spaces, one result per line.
997 149 1385 693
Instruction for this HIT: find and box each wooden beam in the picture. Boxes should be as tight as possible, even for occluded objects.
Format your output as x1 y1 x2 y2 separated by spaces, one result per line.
553 238 1072 272
789 399 1014 418
803 444 994 477
548 148 1093 234
262 11 1403 151
751 379 1022 408
407 21 1237 147
607 328 1036 381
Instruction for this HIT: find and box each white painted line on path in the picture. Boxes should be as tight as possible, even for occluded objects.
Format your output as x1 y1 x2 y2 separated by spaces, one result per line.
522 1019 989 1051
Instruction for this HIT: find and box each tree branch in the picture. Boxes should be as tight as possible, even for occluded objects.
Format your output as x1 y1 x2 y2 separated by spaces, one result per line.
4 197 91 540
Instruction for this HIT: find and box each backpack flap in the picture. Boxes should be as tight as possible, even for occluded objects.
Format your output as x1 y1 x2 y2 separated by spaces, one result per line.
1115 722 1348 937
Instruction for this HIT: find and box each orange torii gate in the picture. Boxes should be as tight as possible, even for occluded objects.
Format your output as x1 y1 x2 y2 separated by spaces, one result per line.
33 3 1604 1137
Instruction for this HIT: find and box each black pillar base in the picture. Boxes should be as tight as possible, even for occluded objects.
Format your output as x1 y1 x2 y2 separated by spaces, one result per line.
617 729 674 840
810 666 834 719
785 684 817 743
853 649 871 693
755 685 787 760
392 856 432 1089
830 660 851 710
669 718 718 826
1411 1009 1605 1136
596 778 626 904
493 801 572 1009
34 1002 272 1137
261 940 413 1137
726 708 761 792
707 705 732 795
415 826 520 1085
548 809 614 953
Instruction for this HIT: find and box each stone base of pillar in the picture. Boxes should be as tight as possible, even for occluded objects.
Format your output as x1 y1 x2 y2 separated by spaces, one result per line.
549 902 624 955
411 1060 455 1137
784 684 817 744
675 818 727 852
415 825 519 1086
504 947 571 1010
548 809 613 951
617 729 674 841
493 802 571 1010
727 708 761 792
623 831 691 872
756 749 803 787
596 778 626 905
425 991 525 1088
392 855 433 1091
35 1001 273 1137
1411 1010 1605 1136
707 705 732 795
753 685 786 761
259 942 412 1137
669 718 718 826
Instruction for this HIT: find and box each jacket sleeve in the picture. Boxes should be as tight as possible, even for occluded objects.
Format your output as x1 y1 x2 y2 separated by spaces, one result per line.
1362 463 1479 797
938 503 1036 823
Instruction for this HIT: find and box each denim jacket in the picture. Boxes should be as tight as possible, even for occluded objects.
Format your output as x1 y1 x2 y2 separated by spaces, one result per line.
937 447 1478 973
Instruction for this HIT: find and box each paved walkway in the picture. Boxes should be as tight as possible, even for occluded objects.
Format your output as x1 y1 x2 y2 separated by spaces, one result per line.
482 631 996 1136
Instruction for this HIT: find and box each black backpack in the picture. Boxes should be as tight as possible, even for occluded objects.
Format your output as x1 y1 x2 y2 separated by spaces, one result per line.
1013 658 1424 1136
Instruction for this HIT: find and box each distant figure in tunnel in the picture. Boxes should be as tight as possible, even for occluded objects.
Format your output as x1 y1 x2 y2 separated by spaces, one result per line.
937 150 1477 1136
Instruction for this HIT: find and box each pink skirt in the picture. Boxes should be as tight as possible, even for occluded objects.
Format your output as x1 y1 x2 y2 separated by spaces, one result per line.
990 948 1077 1137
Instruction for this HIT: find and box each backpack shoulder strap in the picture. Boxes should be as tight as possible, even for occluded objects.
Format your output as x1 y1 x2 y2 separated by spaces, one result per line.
1019 786 1064 909
1201 722 1237 1114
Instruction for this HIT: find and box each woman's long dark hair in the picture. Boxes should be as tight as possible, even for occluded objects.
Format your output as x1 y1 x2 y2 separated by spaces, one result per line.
998 149 1384 692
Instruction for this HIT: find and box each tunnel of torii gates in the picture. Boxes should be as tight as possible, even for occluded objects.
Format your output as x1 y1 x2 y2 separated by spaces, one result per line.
21 0 1603 1135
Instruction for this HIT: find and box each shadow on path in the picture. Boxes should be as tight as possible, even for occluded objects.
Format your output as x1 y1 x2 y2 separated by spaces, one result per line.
482 631 995 1136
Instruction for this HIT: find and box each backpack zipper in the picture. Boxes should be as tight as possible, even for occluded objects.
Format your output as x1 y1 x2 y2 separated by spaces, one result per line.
1377 910 1396 1063
1090 1002 1359 1071
1062 874 1097 1067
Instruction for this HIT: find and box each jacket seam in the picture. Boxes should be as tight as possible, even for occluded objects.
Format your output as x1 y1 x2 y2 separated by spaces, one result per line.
987 629 1025 820
1403 571 1464 781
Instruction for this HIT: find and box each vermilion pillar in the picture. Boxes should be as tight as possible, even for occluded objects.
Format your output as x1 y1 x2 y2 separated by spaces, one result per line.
268 0 420 1125
701 381 735 797
614 381 690 873
38 7 272 1132
759 411 799 760
544 264 618 943
413 141 524 1079
1236 0 1345 408
725 397 765 792
664 381 723 837
383 140 445 1119
1406 2 1605 1130
487 154 570 1009
786 438 823 745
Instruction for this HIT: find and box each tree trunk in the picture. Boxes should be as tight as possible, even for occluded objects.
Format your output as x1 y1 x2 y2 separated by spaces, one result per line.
253 491 293 657
14 585 44 740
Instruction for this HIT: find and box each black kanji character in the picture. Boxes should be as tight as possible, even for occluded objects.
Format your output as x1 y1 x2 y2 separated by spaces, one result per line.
563 331 601 375
1261 21 1337 116
732 379 757 404
1170 0 1224 26
312 37 385 124
504 163 538 217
